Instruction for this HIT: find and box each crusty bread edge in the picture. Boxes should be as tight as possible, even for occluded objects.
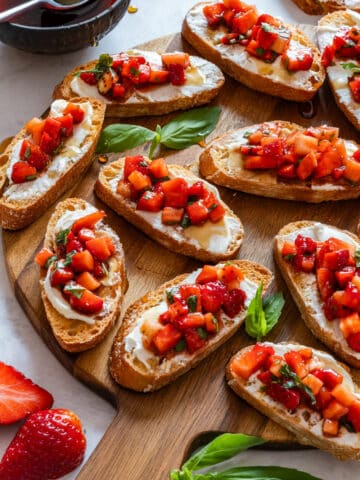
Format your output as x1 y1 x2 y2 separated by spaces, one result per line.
0 98 106 230
226 342 360 461
319 11 360 131
182 3 325 102
40 198 127 353
110 259 272 391
95 159 244 262
274 220 360 368
199 121 360 203
53 56 224 117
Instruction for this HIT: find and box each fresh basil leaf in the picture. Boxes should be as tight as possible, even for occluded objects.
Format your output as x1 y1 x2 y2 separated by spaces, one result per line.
45 254 57 269
159 107 221 150
197 327 207 339
196 466 321 479
182 433 266 472
63 284 85 299
280 364 316 406
63 250 76 267
149 124 162 159
262 292 285 335
175 339 186 352
355 249 360 268
56 229 70 246
341 62 360 73
187 295 198 312
166 289 176 304
96 124 156 153
245 283 267 341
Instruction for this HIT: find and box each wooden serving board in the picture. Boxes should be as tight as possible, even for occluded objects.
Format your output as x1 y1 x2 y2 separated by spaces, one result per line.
4 31 360 478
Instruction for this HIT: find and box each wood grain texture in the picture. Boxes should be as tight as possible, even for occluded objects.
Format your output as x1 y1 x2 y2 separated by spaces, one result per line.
3 30 360 479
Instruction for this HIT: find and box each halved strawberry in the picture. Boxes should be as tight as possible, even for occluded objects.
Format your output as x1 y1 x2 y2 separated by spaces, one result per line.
0 362 53 424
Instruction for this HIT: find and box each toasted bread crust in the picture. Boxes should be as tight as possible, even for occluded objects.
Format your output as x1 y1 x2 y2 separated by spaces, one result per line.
95 158 244 262
40 198 127 353
199 121 360 202
0 98 105 230
110 260 272 392
182 2 325 102
318 11 360 131
53 54 224 117
274 221 360 367
227 342 360 460
293 0 360 14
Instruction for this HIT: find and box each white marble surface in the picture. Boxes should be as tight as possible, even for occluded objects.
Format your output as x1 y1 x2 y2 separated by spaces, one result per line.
0 1 359 479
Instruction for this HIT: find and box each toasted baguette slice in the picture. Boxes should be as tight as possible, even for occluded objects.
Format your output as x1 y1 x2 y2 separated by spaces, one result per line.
293 0 360 14
318 11 360 131
199 121 360 203
182 2 325 102
53 50 224 117
274 220 360 367
227 342 360 461
39 198 127 353
110 260 272 392
0 98 105 230
95 158 243 262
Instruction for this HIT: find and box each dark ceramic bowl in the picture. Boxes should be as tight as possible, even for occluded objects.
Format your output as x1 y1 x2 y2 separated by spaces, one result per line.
0 0 130 54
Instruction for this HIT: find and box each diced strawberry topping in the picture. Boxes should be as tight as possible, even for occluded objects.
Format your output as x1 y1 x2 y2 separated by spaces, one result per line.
167 63 186 86
222 288 246 317
80 71 97 85
266 382 301 410
200 281 227 313
184 328 207 353
69 289 103 314
11 162 37 183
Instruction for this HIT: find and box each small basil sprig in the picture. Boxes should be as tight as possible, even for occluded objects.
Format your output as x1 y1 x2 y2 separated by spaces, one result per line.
355 249 360 268
341 62 360 73
280 364 316 406
96 106 221 157
169 433 321 480
245 284 285 341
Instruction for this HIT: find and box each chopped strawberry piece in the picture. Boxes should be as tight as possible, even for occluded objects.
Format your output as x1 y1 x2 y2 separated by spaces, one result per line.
209 203 226 223
93 261 106 279
232 7 258 34
162 52 190 69
312 368 343 390
231 344 275 380
63 103 85 124
184 328 207 353
152 324 182 355
266 383 301 410
323 249 350 271
112 83 126 98
200 281 227 313
167 301 189 320
335 266 355 288
19 139 32 161
86 237 112 262
11 161 37 184
76 271 101 291
79 71 97 85
349 76 360 103
77 228 96 243
317 268 335 301
186 200 209 225
149 158 169 180
204 313 218 333
149 68 169 84
323 399 349 420
315 386 332 411
34 247 54 267
283 46 313 71
43 117 61 139
347 331 360 352
277 163 296 178
321 44 335 67
50 267 74 287
196 265 218 284
162 177 188 208
168 64 186 86
257 370 272 385
122 57 144 84
295 234 317 255
222 288 246 317
27 144 50 171
284 350 308 378
187 181 206 199
71 250 94 272
219 264 244 284
111 52 129 70
25 117 45 145
137 190 164 212
176 313 205 330
124 156 150 180
128 170 152 192
39 131 60 155
72 211 106 233
0 362 53 424
161 206 184 225
203 3 225 27
57 114 74 137
69 288 103 314
66 238 83 253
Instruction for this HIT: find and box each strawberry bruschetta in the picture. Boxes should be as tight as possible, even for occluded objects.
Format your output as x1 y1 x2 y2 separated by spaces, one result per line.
35 198 127 352
53 50 224 117
275 221 360 367
227 342 360 460
318 10 360 130
95 156 244 262
182 0 325 101
0 98 105 230
199 121 360 202
110 260 272 391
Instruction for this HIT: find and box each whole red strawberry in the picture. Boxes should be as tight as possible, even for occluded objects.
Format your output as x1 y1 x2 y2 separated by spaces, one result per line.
0 409 86 480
